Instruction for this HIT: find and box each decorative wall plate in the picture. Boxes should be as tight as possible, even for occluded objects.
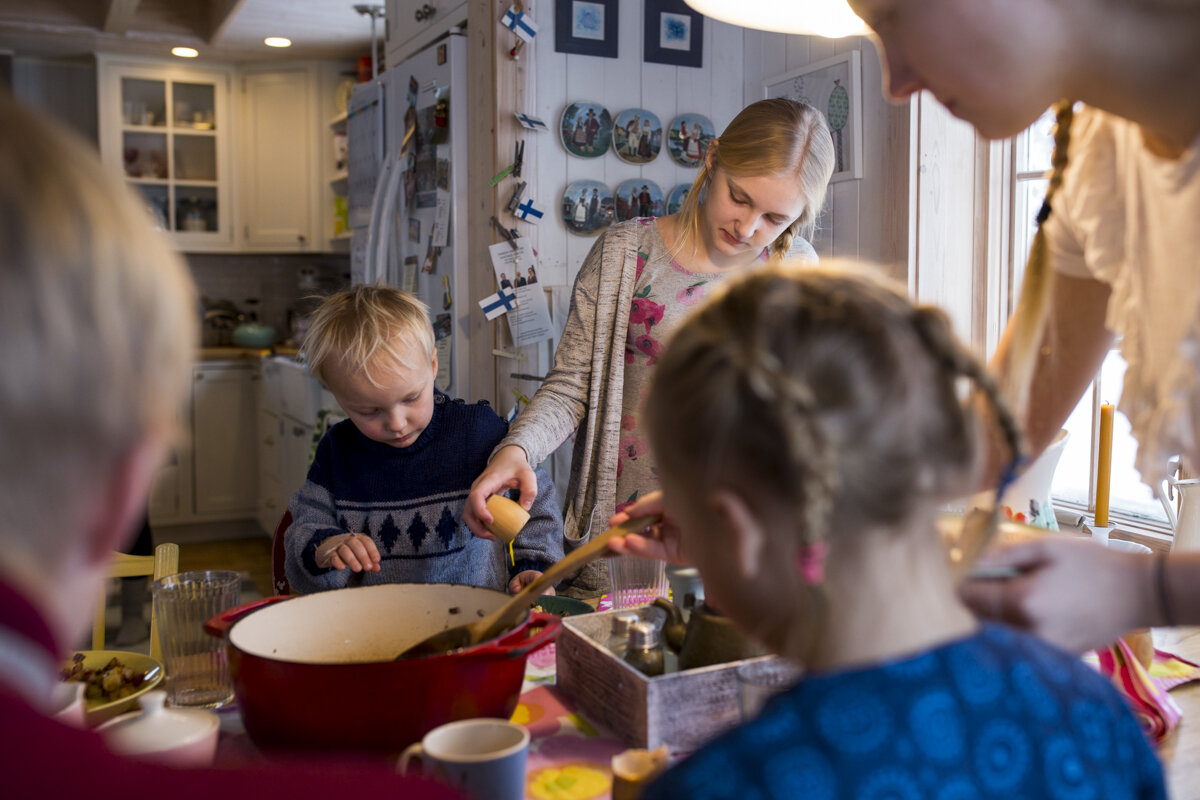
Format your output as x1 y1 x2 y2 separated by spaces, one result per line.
612 108 662 164
560 102 613 158
562 179 614 235
665 182 692 215
614 179 664 223
666 113 714 167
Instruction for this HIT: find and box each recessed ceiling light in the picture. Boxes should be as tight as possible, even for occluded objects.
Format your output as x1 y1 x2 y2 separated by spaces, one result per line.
264 37 292 48
171 47 199 58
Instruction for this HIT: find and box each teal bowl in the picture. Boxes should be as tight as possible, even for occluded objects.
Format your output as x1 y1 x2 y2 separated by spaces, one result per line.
232 323 276 348
532 595 594 617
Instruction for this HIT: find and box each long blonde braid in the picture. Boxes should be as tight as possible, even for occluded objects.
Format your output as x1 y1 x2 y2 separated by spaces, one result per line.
1000 100 1075 421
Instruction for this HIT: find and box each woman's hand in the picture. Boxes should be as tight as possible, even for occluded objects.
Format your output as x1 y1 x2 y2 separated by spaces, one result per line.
314 533 382 573
605 490 691 565
958 536 1156 653
465 445 539 539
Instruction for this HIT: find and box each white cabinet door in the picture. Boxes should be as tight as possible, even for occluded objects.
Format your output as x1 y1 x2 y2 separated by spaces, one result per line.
257 408 285 534
239 65 318 251
193 363 258 516
146 450 183 522
386 0 468 67
281 417 315 511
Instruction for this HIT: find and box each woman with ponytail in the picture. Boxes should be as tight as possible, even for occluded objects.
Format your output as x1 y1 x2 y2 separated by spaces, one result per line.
464 98 835 596
841 0 1200 652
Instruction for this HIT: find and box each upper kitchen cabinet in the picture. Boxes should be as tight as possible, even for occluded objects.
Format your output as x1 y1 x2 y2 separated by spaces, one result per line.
97 56 235 251
238 63 321 251
385 0 467 67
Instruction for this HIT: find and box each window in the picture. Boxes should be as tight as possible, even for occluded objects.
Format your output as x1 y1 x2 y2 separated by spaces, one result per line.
1002 110 1169 530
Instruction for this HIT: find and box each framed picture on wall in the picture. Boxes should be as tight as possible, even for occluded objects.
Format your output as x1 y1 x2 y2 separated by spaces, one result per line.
764 51 864 182
555 0 619 58
643 0 703 68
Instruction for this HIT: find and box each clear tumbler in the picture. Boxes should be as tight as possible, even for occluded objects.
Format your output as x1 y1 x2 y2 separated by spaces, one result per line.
152 570 241 708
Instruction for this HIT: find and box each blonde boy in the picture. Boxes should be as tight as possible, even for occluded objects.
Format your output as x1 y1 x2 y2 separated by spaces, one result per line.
0 92 456 797
285 286 563 594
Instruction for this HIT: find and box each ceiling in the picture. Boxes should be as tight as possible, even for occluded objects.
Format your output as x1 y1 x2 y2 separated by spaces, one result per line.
0 0 381 63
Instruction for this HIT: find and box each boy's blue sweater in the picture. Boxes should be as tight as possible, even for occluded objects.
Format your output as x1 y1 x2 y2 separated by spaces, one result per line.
284 391 563 594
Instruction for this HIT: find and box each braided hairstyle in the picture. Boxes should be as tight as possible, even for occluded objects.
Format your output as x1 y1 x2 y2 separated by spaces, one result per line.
644 263 1023 568
998 100 1075 421
671 98 835 264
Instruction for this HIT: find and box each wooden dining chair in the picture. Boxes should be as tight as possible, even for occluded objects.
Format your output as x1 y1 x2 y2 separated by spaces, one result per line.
92 542 179 661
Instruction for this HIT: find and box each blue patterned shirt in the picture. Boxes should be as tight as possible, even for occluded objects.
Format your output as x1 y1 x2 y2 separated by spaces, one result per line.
643 624 1165 799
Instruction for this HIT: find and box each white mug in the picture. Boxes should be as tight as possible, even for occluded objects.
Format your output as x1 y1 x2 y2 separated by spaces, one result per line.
398 718 530 800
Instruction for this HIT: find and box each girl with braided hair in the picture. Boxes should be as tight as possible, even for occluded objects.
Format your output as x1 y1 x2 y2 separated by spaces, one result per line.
634 263 1164 799
465 98 835 596
841 0 1200 655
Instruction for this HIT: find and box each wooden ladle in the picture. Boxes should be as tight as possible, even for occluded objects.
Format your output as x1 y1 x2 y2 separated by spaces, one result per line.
397 512 661 659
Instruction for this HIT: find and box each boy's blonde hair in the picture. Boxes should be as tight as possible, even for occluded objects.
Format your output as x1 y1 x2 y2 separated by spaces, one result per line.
302 285 435 388
0 92 197 553
644 263 1023 556
673 98 835 262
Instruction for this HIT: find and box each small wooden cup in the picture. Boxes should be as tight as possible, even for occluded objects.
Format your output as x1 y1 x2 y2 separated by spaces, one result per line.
484 494 529 543
612 746 670 800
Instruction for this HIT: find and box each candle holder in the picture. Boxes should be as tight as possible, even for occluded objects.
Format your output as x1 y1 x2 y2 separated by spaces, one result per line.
1085 522 1113 545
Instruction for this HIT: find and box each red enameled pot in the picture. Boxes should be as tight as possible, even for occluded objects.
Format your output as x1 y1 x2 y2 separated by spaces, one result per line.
204 583 560 756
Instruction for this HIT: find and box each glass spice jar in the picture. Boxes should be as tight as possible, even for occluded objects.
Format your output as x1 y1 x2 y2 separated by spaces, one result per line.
623 622 665 677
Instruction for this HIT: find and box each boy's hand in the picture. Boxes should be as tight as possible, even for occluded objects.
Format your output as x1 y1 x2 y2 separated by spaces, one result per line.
315 533 382 573
509 570 554 595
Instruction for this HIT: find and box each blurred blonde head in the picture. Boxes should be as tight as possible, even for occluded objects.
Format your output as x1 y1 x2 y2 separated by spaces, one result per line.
302 284 435 389
0 92 197 555
673 98 835 260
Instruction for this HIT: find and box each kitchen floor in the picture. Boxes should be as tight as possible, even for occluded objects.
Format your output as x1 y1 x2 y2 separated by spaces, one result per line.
93 520 274 656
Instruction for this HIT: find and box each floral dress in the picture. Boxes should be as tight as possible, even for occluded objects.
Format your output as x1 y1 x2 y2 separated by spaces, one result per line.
614 218 731 514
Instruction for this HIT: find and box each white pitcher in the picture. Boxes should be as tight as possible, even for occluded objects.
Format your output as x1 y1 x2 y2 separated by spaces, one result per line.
1159 472 1200 552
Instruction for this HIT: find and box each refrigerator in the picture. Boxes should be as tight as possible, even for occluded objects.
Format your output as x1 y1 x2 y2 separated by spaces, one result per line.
348 31 471 399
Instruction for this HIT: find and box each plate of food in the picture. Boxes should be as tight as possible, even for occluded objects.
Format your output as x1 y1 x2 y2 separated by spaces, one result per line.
61 650 163 727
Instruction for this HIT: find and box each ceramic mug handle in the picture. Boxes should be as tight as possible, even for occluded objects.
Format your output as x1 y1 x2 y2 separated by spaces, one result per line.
397 743 425 775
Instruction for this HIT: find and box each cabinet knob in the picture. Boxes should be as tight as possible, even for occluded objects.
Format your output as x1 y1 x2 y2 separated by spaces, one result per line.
264 435 275 445
415 4 435 21
293 426 307 437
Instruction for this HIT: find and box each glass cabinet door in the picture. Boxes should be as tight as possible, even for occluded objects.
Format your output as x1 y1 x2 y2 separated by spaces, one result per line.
110 64 228 244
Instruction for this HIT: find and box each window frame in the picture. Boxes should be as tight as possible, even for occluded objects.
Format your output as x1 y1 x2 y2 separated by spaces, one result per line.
978 119 1173 544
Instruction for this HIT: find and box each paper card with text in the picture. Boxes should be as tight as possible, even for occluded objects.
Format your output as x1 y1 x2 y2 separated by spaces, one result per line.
488 240 553 346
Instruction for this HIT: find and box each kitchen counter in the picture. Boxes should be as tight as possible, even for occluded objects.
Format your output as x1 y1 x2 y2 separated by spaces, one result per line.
199 346 301 361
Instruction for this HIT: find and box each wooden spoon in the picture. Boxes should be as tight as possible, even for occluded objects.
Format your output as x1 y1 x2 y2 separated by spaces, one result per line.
397 514 661 659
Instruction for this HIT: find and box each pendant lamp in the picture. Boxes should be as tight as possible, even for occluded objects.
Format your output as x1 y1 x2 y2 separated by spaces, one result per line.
681 0 869 38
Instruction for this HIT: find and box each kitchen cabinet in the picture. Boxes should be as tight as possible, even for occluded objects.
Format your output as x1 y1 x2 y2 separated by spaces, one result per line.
97 56 235 251
193 362 259 516
386 0 468 67
238 64 320 251
257 356 334 535
149 361 258 527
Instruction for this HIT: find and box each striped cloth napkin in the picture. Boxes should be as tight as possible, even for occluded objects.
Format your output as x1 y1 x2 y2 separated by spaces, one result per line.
1086 640 1200 743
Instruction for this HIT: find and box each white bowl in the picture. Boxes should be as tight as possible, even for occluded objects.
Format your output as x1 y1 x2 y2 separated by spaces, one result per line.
97 690 219 767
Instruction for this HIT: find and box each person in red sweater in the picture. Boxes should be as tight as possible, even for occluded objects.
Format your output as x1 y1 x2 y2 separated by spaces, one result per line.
0 91 460 799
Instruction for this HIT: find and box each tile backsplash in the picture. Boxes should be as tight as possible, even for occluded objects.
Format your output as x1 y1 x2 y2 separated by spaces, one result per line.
187 252 351 345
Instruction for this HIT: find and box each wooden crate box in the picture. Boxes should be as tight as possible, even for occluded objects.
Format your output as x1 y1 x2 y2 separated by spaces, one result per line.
556 606 772 752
